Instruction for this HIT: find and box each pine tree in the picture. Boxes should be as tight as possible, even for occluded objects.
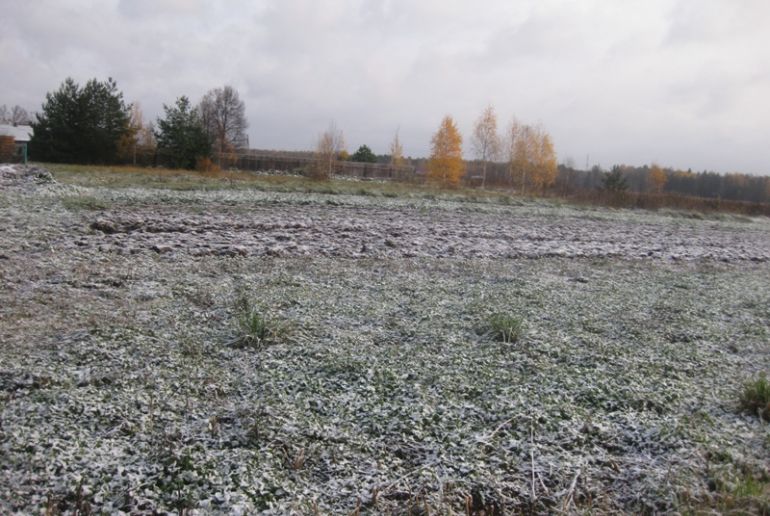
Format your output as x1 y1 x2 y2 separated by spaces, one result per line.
30 77 130 163
155 96 211 169
602 166 629 192
350 144 377 163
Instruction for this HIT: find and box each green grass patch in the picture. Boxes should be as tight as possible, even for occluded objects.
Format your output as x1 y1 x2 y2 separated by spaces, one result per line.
232 297 291 350
37 162 529 205
739 373 770 421
487 313 525 343
61 195 111 211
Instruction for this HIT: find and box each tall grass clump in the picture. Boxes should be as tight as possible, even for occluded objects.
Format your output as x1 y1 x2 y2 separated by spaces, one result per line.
232 298 289 350
488 313 525 343
739 373 770 421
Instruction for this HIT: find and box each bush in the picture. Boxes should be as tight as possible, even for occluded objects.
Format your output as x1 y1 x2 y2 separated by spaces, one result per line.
739 373 770 421
195 157 220 173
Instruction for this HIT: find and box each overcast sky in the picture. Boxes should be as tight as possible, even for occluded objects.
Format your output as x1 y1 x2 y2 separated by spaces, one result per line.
2 0 769 174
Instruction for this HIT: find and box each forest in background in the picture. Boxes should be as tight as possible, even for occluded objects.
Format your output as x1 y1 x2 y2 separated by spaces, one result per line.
3 77 770 208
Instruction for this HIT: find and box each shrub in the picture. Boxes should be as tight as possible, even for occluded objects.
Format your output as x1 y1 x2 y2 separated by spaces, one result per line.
488 313 525 343
195 156 220 173
739 373 770 421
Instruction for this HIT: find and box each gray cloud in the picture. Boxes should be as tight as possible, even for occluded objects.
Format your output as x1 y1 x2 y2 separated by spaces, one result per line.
1 0 768 173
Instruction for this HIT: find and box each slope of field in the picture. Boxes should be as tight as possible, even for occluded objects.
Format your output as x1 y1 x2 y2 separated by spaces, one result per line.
1 165 769 514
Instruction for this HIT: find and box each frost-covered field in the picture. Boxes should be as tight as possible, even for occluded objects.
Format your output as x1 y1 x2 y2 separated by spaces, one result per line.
1 165 769 514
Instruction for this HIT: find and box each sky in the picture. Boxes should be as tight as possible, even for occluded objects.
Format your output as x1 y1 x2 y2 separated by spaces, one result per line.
1 0 769 174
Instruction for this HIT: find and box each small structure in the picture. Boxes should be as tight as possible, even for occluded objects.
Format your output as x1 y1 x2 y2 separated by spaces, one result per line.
0 124 33 164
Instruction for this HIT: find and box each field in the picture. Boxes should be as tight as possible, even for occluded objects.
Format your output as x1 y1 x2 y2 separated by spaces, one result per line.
1 164 769 514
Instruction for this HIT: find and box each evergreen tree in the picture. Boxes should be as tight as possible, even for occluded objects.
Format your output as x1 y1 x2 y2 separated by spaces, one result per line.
155 96 211 169
30 77 130 163
602 165 629 192
350 144 377 163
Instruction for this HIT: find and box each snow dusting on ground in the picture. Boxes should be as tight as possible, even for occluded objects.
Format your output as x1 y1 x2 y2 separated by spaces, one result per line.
1 165 769 513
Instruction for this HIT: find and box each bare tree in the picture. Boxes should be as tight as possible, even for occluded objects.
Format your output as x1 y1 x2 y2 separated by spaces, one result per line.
471 105 501 188
198 86 248 165
11 105 30 125
0 104 30 125
313 122 345 180
390 129 405 167
507 118 530 193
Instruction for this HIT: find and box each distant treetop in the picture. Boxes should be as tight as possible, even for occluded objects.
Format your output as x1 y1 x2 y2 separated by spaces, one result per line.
350 144 377 163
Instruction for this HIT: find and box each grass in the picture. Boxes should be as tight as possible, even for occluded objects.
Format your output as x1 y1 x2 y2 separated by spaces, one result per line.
61 195 110 211
236 309 271 348
38 162 526 204
33 162 770 219
232 297 290 350
739 373 770 421
487 313 525 343
3 158 770 513
684 472 770 514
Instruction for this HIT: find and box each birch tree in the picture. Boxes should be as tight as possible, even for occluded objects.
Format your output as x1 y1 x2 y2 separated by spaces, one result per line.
530 128 557 192
390 129 405 167
648 164 667 194
471 105 501 188
313 121 345 180
427 115 464 187
508 121 557 193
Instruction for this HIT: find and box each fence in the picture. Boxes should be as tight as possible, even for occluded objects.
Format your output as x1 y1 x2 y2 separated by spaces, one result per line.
115 148 419 182
215 151 418 182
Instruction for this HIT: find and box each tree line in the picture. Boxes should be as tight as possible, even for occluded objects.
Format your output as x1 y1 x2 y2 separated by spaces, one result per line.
555 163 770 204
312 105 558 190
26 77 247 170
11 77 770 204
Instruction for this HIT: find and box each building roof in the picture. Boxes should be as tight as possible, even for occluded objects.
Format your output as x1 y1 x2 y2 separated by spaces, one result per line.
0 124 33 143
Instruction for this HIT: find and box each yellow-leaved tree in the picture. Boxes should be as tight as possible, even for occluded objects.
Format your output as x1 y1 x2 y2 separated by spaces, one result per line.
117 103 156 165
428 115 464 187
530 129 557 192
508 121 557 193
648 163 667 194
116 103 142 164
